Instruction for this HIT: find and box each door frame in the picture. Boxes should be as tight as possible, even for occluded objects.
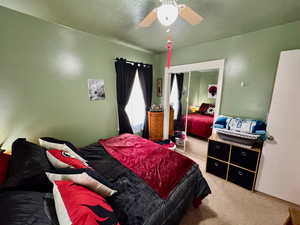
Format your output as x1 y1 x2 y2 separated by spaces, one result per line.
163 59 226 139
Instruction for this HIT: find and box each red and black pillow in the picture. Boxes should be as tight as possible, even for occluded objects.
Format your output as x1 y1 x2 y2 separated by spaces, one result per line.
198 103 215 115
39 137 87 163
0 152 10 185
46 149 89 169
46 168 117 197
53 180 120 225
198 103 210 114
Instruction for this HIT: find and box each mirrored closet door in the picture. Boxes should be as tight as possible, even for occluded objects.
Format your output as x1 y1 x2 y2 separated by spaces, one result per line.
163 60 225 154
182 70 220 155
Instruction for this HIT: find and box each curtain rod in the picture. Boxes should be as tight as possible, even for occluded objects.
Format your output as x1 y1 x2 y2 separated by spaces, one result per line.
114 58 152 67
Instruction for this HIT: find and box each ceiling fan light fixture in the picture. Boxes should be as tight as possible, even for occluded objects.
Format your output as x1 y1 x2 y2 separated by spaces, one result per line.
157 1 179 26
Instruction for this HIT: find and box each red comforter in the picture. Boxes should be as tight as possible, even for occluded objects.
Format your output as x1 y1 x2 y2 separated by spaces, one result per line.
182 113 214 138
99 134 194 199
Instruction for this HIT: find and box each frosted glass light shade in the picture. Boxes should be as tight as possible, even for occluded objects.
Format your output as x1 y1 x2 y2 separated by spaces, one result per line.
157 4 179 26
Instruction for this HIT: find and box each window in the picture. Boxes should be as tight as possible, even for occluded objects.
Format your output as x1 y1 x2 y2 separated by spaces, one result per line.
170 76 179 120
125 71 146 134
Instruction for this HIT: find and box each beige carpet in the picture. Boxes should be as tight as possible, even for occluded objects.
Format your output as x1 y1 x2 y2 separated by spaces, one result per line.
179 136 299 225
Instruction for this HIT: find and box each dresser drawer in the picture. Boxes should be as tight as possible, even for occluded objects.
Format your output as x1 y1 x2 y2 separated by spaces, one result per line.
208 140 230 161
206 158 228 179
230 146 259 171
228 165 255 190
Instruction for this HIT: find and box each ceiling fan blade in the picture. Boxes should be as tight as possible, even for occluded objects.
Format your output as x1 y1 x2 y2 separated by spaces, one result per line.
179 5 203 25
138 9 157 28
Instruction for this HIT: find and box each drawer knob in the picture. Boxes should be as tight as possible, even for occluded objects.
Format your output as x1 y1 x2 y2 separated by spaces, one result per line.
214 162 219 167
241 151 247 157
238 171 244 176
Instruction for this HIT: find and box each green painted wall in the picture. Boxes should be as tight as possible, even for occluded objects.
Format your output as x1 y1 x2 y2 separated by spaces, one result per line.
0 6 154 150
181 71 218 116
187 73 200 109
155 20 300 120
189 71 218 106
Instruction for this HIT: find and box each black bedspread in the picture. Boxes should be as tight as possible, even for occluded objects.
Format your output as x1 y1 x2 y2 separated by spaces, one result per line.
0 191 58 225
79 143 211 225
0 142 211 225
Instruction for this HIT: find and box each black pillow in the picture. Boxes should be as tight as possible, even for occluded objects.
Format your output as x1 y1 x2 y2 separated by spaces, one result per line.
3 138 53 192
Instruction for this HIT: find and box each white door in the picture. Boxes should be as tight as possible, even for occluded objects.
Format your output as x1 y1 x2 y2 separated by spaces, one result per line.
256 50 300 205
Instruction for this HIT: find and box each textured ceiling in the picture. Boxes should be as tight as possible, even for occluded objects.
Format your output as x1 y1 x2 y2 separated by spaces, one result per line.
1 0 300 52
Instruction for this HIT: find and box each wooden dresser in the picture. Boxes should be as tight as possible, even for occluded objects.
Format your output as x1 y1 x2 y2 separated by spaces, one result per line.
206 133 262 191
148 110 174 141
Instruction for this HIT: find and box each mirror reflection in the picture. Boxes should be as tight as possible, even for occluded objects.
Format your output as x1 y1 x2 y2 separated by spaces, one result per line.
171 69 220 154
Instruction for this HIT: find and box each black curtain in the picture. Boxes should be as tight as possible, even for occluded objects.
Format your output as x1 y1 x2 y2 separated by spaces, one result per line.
115 58 137 134
176 73 184 121
138 64 153 138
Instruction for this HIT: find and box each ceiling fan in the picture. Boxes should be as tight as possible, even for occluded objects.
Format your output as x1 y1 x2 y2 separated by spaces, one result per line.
138 0 203 27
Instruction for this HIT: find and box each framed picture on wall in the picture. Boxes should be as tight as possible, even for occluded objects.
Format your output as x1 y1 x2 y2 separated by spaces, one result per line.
157 78 162 97
208 84 218 99
88 79 106 101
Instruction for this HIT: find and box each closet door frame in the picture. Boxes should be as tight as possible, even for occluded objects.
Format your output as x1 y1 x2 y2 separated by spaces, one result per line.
163 59 225 139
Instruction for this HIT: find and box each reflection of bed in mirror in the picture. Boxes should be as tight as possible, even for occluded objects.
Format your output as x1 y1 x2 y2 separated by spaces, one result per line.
182 103 215 139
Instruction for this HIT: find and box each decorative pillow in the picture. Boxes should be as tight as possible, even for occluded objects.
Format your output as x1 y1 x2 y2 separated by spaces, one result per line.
4 138 52 192
206 106 215 116
39 137 87 163
46 149 89 169
226 118 258 134
199 103 215 115
46 168 117 197
198 103 210 114
53 181 120 225
0 152 10 184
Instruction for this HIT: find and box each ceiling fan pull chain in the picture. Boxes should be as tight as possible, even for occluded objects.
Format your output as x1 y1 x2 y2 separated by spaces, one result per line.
166 37 173 68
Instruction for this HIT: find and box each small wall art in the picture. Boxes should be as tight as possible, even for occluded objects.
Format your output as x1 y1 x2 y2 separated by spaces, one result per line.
88 79 106 101
208 84 218 99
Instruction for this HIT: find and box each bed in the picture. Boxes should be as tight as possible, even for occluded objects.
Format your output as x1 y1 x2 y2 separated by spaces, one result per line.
0 134 211 225
182 113 214 138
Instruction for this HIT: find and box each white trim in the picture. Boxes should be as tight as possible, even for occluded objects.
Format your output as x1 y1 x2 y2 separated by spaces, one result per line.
163 68 171 140
163 59 225 139
182 72 191 153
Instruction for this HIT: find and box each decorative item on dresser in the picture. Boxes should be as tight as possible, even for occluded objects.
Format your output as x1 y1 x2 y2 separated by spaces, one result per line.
148 109 174 141
206 133 262 191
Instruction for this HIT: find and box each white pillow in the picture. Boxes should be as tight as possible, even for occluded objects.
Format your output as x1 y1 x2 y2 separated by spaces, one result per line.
46 172 117 197
206 106 215 115
39 138 87 163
